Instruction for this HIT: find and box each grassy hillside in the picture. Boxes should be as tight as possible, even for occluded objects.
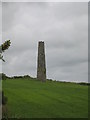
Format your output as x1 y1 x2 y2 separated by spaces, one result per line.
2 78 88 118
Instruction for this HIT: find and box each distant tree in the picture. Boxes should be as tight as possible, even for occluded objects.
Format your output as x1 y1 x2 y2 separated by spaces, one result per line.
0 73 9 80
0 40 11 62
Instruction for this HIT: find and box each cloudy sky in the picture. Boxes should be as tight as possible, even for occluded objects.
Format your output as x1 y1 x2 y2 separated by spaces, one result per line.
2 2 88 83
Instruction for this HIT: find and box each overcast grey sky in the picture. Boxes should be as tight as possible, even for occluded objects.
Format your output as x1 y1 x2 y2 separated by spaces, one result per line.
2 0 89 2
2 2 88 83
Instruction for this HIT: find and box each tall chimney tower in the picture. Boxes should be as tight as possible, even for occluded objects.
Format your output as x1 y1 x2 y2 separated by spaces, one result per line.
37 41 46 82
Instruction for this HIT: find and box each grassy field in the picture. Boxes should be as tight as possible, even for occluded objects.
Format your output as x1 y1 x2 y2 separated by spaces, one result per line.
2 78 88 118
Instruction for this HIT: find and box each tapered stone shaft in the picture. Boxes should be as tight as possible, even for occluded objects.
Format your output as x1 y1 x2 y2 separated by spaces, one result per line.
37 41 46 82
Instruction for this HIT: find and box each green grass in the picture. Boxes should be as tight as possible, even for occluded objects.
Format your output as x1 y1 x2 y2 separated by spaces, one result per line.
2 78 88 118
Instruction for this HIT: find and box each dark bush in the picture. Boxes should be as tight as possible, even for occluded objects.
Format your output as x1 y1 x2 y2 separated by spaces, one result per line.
0 73 9 80
11 75 32 79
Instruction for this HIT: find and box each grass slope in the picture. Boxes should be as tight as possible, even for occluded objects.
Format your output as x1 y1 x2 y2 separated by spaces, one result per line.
3 78 88 118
